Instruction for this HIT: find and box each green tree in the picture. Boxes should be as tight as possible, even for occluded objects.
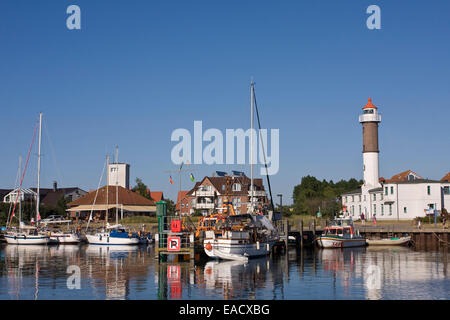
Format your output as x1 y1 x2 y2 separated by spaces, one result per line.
132 178 152 200
292 175 363 217
165 199 176 215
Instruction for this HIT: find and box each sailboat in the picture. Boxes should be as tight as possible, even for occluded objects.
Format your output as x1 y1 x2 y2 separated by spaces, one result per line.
203 82 278 260
86 151 140 245
5 113 50 245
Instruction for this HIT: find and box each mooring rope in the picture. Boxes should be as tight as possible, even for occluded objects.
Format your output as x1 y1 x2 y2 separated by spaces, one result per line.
432 232 450 245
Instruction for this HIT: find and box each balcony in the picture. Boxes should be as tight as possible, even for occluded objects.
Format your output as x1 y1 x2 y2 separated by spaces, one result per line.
195 203 215 209
359 113 381 123
195 190 215 197
248 190 266 197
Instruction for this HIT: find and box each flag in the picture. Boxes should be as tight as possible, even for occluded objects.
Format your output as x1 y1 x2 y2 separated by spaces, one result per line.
169 176 174 185
190 173 195 182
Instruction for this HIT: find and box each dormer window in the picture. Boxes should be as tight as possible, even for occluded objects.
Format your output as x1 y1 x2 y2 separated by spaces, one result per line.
232 183 241 191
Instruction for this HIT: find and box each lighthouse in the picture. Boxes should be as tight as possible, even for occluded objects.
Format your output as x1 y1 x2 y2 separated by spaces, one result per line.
359 98 382 188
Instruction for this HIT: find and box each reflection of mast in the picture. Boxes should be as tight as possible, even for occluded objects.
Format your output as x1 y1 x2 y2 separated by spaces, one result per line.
34 260 39 300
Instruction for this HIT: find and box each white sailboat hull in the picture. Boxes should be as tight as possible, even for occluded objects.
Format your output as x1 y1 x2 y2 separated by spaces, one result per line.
5 234 49 245
49 233 82 244
86 233 139 245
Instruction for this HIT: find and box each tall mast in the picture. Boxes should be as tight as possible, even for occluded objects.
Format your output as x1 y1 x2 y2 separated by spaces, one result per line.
18 156 22 225
36 112 42 225
115 146 119 225
250 81 254 214
106 155 109 225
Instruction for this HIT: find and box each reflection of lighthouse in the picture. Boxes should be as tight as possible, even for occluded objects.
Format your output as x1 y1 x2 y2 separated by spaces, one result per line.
359 98 382 188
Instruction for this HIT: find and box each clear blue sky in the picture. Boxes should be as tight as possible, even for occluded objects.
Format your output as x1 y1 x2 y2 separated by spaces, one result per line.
1 0 449 205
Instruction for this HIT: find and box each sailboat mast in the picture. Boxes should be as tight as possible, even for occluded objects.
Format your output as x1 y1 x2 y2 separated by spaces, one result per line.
18 156 22 225
115 146 119 225
250 81 254 214
106 155 109 225
36 112 42 225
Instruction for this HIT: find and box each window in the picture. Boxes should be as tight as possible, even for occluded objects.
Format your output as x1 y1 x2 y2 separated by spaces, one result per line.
381 204 384 215
373 194 376 201
191 199 195 206
404 207 407 213
217 198 222 207
232 183 241 191
222 184 226 191
352 195 354 202
359 205 361 214
444 186 450 195
352 205 355 216
373 204 376 215
427 186 431 195
385 187 388 195
364 195 366 201
390 186 394 195
389 204 392 215
181 204 184 208
381 194 383 200
429 204 434 209
359 195 361 202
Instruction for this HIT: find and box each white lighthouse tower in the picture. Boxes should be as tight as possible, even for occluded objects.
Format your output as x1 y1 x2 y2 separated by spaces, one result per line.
359 98 382 188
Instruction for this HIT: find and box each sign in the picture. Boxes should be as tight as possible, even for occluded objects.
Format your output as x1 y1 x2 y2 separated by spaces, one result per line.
171 220 181 233
167 236 181 251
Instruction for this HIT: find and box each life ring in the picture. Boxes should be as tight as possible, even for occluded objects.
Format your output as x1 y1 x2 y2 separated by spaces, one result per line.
205 242 212 251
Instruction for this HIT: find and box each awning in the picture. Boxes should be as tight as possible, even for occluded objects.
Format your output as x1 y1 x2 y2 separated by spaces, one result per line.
66 205 156 212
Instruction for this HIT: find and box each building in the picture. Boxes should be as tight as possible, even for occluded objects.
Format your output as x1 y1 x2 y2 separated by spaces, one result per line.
178 171 269 216
341 98 450 220
108 162 130 189
2 182 87 207
66 185 156 221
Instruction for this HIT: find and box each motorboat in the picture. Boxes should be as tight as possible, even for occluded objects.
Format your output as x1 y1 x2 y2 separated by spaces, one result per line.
317 216 366 248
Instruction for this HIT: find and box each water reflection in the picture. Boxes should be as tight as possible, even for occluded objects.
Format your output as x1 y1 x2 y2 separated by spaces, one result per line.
0 244 448 300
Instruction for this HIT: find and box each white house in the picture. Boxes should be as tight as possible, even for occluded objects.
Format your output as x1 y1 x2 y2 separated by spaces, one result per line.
341 98 450 220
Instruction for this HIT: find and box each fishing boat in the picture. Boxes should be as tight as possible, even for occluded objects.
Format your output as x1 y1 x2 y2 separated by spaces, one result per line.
5 113 50 245
203 214 277 261
366 236 411 246
317 216 366 248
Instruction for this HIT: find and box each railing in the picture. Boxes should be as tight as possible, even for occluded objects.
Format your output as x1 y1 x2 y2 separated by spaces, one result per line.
248 190 267 197
196 203 215 209
359 113 382 123
195 190 215 197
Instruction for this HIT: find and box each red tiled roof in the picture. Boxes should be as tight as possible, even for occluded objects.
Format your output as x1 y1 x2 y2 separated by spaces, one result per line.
385 170 423 183
67 185 155 207
150 191 164 202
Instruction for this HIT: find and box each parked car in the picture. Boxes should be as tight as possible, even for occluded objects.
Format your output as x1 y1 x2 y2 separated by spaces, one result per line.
41 215 65 223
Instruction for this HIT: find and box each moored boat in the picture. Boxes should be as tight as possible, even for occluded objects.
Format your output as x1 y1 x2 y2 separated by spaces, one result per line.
5 226 50 245
86 224 140 245
366 236 411 246
317 216 366 248
203 214 277 261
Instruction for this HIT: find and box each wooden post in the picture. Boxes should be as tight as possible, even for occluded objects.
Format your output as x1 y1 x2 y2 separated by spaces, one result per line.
313 219 316 237
284 219 289 249
299 220 304 248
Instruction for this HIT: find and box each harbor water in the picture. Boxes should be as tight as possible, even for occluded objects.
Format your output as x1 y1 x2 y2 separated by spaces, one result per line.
0 244 448 300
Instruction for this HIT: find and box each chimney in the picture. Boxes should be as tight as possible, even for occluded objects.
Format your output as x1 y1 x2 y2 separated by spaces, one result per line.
53 181 57 192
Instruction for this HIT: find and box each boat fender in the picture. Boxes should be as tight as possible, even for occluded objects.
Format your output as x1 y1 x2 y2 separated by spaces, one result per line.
205 242 212 251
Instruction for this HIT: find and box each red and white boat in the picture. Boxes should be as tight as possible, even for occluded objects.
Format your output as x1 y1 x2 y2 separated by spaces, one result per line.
317 216 366 248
